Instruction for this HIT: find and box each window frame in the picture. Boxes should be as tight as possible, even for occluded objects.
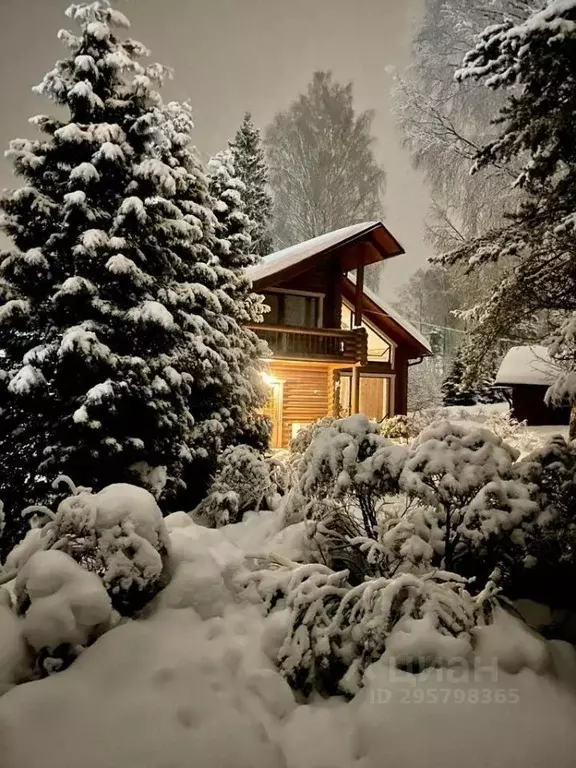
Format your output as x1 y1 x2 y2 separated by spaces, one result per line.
262 288 325 328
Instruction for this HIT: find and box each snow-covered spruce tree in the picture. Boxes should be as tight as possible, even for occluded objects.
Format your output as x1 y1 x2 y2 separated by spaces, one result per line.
441 354 478 406
229 113 273 257
438 0 576 431
0 1 268 556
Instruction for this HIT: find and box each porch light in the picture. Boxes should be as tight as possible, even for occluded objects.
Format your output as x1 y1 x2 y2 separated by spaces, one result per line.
262 372 281 387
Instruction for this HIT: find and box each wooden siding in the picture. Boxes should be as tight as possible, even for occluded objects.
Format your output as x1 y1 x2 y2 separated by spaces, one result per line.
268 362 332 447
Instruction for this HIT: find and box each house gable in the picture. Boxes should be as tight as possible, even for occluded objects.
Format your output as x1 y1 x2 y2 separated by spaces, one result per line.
248 220 404 290
341 279 431 359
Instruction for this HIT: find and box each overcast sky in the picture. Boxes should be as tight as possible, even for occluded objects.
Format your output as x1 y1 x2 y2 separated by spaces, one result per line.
0 0 432 300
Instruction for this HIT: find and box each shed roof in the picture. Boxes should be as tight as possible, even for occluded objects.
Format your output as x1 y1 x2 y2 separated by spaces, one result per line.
495 345 560 386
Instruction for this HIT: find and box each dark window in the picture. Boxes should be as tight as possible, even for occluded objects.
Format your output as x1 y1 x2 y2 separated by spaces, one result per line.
263 292 320 328
264 293 280 324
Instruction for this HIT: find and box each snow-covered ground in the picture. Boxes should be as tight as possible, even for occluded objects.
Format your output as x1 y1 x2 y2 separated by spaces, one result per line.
1 504 576 768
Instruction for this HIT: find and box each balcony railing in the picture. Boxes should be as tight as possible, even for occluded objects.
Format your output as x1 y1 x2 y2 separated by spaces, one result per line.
250 324 367 365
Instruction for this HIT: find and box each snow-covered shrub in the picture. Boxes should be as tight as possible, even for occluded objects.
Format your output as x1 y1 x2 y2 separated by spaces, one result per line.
396 421 518 573
0 590 28 694
482 410 539 456
282 416 409 582
381 407 458 442
289 415 408 536
496 437 576 608
277 566 488 697
193 445 283 527
289 417 336 455
380 414 421 442
241 560 338 614
14 550 113 678
4 481 171 617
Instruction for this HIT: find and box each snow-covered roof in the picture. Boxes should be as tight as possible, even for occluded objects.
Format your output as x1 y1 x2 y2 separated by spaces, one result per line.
247 222 381 283
495 345 560 386
346 276 432 355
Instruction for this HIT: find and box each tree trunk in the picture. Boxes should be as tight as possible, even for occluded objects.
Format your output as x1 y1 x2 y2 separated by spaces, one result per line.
569 403 576 441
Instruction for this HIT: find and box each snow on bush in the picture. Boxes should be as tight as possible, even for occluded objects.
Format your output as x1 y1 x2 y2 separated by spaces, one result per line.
289 416 336 455
286 415 407 537
285 415 525 589
0 591 28 694
477 436 576 607
396 421 519 573
281 415 409 582
4 480 171 616
193 445 284 527
380 413 420 442
15 550 113 677
276 565 492 697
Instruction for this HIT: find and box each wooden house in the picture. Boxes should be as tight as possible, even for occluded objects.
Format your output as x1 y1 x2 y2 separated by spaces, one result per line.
247 222 432 448
495 345 570 426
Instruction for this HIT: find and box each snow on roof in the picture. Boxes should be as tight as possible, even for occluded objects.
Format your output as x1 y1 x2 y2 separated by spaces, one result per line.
495 345 560 386
346 275 432 354
247 222 380 283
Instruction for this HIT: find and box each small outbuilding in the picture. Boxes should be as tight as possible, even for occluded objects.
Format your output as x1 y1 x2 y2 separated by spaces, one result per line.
495 345 569 426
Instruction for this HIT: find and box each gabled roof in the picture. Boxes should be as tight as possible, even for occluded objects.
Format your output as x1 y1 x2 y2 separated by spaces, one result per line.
248 221 404 287
343 276 432 357
496 345 559 386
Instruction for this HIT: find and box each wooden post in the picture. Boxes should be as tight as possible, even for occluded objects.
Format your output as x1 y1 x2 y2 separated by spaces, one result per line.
352 255 365 412
352 365 360 414
354 261 364 328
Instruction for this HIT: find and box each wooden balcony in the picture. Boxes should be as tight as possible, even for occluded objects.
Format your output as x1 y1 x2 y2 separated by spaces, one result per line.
250 324 367 365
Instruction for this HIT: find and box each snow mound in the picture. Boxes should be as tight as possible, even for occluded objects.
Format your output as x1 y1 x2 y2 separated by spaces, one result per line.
0 609 288 768
15 550 112 653
0 596 27 695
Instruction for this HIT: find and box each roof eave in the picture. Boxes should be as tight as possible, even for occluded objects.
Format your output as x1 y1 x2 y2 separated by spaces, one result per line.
251 221 404 290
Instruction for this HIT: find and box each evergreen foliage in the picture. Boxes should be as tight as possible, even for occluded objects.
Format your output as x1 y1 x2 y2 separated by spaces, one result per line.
437 0 576 422
441 356 478 406
229 113 273 257
0 0 268 556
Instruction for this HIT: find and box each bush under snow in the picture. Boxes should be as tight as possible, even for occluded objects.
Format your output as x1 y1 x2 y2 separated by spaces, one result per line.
4 481 171 617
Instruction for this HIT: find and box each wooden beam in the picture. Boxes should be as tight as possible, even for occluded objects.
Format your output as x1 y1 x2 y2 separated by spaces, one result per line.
352 365 360 414
354 261 364 328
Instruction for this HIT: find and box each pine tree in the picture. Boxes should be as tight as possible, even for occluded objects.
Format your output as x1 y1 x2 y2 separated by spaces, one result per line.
441 355 477 407
206 149 267 326
0 1 267 556
207 149 254 270
229 113 273 257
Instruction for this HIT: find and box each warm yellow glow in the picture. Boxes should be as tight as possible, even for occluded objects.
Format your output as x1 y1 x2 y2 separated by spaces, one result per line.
262 372 281 387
